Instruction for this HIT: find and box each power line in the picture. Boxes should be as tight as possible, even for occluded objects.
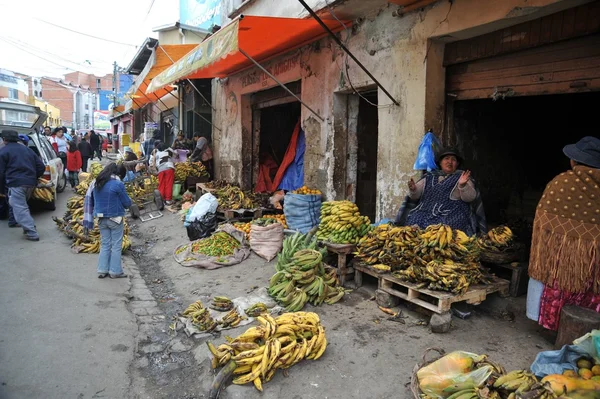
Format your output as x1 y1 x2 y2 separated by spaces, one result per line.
34 18 138 47
0 37 77 72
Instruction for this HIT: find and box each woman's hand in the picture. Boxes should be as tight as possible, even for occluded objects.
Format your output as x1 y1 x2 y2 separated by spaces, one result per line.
458 170 471 187
408 178 417 192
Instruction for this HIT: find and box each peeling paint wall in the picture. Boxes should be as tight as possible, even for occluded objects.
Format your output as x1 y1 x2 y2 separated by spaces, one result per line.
212 0 576 220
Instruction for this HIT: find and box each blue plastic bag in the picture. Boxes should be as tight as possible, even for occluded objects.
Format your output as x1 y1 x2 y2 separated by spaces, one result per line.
413 131 441 171
530 345 590 378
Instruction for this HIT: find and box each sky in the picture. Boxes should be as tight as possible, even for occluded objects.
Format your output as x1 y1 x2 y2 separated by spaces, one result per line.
0 0 178 79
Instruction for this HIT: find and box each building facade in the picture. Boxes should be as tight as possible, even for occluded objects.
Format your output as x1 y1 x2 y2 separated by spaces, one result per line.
0 69 29 104
41 77 96 129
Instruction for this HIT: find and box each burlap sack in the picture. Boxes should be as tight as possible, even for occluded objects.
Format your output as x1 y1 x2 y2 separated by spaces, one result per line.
250 222 284 261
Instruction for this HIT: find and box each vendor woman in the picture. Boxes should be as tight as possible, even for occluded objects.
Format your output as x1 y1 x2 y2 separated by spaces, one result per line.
395 148 486 236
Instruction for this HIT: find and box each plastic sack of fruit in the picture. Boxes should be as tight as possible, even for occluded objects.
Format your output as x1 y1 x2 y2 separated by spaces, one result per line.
530 344 590 378
573 329 600 364
417 351 492 398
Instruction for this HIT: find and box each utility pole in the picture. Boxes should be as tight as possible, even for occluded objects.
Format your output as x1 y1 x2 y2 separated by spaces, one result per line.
112 61 118 107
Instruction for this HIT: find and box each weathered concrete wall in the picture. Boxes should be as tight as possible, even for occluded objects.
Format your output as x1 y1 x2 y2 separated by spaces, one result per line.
212 0 579 220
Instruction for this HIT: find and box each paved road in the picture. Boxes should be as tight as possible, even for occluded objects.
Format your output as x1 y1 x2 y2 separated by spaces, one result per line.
0 193 136 399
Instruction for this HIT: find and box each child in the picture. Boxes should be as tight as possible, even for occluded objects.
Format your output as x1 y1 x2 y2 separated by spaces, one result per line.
66 141 82 189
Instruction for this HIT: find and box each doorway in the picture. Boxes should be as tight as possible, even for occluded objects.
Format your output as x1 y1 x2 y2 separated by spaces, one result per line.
355 92 379 222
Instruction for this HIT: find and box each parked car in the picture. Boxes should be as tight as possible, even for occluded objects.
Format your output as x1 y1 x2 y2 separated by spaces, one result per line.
0 102 66 210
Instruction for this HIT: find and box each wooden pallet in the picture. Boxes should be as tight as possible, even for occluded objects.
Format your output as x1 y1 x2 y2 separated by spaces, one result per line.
354 262 389 288
378 274 509 314
323 243 356 286
217 207 280 221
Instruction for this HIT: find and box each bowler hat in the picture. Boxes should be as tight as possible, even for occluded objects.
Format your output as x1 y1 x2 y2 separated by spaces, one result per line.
437 148 463 166
124 146 133 153
563 136 600 168
1 130 18 141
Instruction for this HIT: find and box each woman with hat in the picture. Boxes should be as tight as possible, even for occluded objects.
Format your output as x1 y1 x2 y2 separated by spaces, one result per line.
526 136 600 331
395 148 486 236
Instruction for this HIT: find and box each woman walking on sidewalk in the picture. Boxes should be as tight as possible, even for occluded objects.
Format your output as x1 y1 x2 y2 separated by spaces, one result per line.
83 163 132 279
154 143 175 205
66 141 82 189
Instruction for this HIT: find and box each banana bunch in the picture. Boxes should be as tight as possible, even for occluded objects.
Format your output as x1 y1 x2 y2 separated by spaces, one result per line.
32 187 54 202
276 231 321 269
415 224 479 263
207 311 327 391
355 224 421 269
491 370 557 399
210 296 234 311
292 186 322 195
214 184 257 210
174 161 208 182
244 303 268 318
262 214 287 228
218 308 244 328
67 195 84 210
393 258 489 294
75 163 104 195
317 201 372 244
182 300 218 332
269 248 344 311
372 264 391 272
477 226 515 252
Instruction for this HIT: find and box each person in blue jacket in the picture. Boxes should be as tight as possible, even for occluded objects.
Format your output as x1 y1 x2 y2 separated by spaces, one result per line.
0 130 46 241
83 163 132 278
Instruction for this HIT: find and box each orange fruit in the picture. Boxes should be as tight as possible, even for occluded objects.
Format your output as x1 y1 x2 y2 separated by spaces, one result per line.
592 365 600 376
563 370 578 378
578 368 593 380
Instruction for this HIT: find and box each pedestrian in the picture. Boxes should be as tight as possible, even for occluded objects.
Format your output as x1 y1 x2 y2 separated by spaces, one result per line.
143 129 161 164
43 126 51 137
190 132 214 179
154 142 175 205
78 133 93 173
49 127 61 153
83 163 132 279
66 141 82 189
0 130 46 241
70 128 78 146
90 130 102 161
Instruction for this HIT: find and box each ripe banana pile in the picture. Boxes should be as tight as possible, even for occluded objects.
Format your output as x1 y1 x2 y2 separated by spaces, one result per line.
220 308 244 328
292 186 322 195
182 300 218 332
207 311 327 391
477 226 515 252
269 234 344 311
174 161 208 182
244 303 268 317
75 163 103 195
491 370 556 399
317 201 372 244
32 187 54 202
54 194 131 254
355 225 421 269
210 296 233 311
416 224 479 263
215 184 257 210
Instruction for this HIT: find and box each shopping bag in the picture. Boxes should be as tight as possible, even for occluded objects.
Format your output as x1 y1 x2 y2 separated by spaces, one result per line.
413 130 441 171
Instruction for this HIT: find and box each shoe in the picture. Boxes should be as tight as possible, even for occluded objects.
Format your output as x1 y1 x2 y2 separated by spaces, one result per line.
98 273 109 279
8 223 21 228
109 273 127 279
165 200 173 205
25 236 40 241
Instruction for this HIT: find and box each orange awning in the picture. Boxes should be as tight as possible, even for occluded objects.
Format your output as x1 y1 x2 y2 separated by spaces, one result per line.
146 15 349 94
128 44 197 110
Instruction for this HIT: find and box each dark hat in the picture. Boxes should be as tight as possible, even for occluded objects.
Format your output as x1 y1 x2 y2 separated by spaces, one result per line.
437 148 463 166
1 130 19 141
53 127 63 134
563 136 600 168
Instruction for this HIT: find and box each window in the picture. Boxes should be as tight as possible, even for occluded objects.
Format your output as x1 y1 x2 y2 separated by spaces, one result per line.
8 88 18 100
97 78 101 88
85 104 89 110
34 90 38 97
39 90 43 98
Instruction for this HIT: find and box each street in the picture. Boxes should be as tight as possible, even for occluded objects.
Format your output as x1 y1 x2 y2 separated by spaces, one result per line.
0 193 136 399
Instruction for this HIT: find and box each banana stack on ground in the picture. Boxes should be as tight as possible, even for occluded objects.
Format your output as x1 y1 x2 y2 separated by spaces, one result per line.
210 296 234 311
219 308 244 328
355 224 421 269
182 300 218 332
477 225 515 252
75 163 103 195
244 303 268 317
317 201 372 244
269 234 344 311
174 161 208 182
207 311 327 391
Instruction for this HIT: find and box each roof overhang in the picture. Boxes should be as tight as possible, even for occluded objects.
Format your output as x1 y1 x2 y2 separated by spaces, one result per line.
125 37 159 75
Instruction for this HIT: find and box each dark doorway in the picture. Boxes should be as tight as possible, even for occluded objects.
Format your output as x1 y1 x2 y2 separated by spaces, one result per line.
452 92 598 245
356 92 379 222
257 102 301 186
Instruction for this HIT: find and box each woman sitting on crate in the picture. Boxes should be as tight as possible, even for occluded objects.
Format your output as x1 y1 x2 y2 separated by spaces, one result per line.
154 142 175 205
83 163 132 279
526 136 600 331
395 148 486 236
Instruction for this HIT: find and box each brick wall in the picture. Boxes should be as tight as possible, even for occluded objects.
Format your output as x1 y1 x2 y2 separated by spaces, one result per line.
64 72 114 91
41 78 74 126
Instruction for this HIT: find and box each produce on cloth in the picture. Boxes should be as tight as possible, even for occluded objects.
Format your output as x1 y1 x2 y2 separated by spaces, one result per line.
189 231 240 257
174 161 208 182
210 296 234 311
268 233 344 311
416 351 558 399
182 300 217 332
292 185 322 195
477 226 516 252
219 308 245 328
53 195 131 254
207 311 327 392
244 303 268 317
540 356 600 396
317 200 372 244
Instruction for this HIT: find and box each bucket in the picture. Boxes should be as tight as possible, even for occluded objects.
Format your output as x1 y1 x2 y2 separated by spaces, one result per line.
172 182 183 200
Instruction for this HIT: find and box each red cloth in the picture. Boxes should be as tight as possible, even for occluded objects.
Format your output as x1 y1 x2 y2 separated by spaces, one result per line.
538 281 600 331
66 150 82 172
50 135 58 153
158 168 175 201
270 120 300 192
255 155 278 193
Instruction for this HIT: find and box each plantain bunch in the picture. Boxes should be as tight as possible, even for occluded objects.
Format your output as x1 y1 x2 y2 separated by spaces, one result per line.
317 201 372 244
174 161 208 182
477 225 515 252
355 224 421 270
207 311 327 392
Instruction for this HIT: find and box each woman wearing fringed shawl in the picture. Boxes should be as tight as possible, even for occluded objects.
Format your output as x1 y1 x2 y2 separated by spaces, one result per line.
526 136 600 330
395 148 487 237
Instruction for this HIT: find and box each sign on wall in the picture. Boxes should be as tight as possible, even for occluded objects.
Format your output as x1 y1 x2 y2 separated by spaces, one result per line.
180 0 221 31
94 110 111 129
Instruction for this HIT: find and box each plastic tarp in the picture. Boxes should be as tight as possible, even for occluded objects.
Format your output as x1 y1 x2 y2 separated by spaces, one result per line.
530 345 590 378
278 127 305 192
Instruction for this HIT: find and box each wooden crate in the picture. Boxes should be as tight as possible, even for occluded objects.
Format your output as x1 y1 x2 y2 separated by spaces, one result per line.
323 243 356 286
484 262 529 297
353 262 387 288
378 274 510 314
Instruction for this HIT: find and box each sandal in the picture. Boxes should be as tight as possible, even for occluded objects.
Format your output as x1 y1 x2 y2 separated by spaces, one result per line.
109 273 128 279
98 273 109 279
